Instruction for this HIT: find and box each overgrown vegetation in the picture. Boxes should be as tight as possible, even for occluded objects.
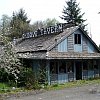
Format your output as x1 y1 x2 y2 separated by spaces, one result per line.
17 68 42 90
0 35 21 84
0 67 47 91
47 78 100 90
0 77 100 93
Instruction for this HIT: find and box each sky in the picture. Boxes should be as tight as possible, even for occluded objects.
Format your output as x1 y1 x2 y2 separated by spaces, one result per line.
0 0 100 46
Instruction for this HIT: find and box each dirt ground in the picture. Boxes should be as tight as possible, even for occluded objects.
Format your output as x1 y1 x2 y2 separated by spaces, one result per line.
6 84 100 100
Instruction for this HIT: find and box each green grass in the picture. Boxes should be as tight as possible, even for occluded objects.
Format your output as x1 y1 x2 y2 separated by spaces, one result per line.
0 78 100 99
0 83 11 89
0 83 12 93
0 83 23 93
46 78 100 90
0 78 100 93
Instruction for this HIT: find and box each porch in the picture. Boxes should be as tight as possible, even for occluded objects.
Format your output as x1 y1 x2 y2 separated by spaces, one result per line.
48 60 100 84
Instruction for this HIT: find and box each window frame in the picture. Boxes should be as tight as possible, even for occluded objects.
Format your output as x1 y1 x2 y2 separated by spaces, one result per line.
74 34 81 44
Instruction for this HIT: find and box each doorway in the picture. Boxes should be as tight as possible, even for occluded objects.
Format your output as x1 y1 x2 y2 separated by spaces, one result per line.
75 61 82 80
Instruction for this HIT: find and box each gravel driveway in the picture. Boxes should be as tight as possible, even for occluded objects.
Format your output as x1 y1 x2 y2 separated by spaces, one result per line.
7 84 100 100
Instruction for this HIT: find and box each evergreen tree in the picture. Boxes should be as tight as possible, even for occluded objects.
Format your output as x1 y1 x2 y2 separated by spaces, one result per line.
99 44 100 49
60 0 86 28
10 8 31 40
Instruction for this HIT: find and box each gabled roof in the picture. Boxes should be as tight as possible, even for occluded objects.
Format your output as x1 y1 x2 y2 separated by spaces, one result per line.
15 26 78 53
79 27 100 52
47 26 100 52
15 25 100 53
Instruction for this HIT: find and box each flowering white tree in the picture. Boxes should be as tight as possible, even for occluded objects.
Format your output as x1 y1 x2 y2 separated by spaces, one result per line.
0 35 21 83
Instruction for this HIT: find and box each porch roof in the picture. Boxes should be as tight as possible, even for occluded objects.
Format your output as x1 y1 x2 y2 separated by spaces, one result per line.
47 52 100 59
18 51 100 59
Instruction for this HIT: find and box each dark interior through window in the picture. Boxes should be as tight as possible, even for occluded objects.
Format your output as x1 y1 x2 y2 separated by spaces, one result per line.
83 61 88 70
94 60 98 69
50 62 58 74
75 34 81 44
59 62 66 73
67 61 74 72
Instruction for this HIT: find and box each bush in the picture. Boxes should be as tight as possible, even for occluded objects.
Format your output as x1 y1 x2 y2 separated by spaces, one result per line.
37 68 47 84
19 67 49 89
0 68 15 86
0 68 8 82
0 67 47 90
17 68 35 87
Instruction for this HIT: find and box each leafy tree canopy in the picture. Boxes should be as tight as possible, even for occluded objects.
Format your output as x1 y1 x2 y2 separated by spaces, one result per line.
43 18 59 28
0 14 11 36
31 18 59 31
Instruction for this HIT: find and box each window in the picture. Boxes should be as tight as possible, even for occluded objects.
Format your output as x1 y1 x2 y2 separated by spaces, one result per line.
67 61 74 72
88 60 93 70
50 62 58 74
83 61 88 70
59 62 66 73
94 60 98 69
74 34 81 44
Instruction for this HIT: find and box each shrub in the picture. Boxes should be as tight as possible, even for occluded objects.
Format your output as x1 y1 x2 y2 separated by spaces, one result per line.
0 68 16 86
37 68 47 84
0 66 47 90
17 68 35 87
17 67 48 89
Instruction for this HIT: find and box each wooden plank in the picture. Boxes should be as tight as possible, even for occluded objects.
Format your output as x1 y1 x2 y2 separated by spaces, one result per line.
68 34 74 52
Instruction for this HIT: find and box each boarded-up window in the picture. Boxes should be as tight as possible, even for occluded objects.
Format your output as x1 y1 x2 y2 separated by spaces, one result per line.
74 34 81 44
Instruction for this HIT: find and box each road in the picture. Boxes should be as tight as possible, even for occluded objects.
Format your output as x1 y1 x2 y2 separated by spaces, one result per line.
7 84 100 100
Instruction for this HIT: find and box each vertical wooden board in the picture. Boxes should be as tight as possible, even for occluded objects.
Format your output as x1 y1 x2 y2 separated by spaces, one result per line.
68 34 74 52
82 35 88 52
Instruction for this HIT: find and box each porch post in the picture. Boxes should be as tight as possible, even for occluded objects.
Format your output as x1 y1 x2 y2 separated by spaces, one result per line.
46 60 50 85
32 60 39 78
58 61 60 83
99 59 100 77
74 60 76 80
82 60 83 79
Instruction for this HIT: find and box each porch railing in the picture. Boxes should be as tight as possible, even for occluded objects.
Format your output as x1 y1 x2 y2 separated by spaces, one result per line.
50 72 74 84
94 69 99 77
82 70 88 79
68 72 74 82
50 74 58 84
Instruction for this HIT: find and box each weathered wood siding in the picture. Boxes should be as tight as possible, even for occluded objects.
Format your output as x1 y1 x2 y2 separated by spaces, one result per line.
51 29 98 53
51 45 58 51
82 35 88 52
49 60 100 84
58 38 67 52
88 41 98 53
67 34 74 52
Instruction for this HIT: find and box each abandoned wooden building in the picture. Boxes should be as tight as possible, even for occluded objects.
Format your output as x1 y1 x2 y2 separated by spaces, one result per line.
15 23 100 84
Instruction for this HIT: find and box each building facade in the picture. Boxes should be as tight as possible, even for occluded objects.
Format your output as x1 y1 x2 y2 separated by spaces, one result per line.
15 24 100 84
